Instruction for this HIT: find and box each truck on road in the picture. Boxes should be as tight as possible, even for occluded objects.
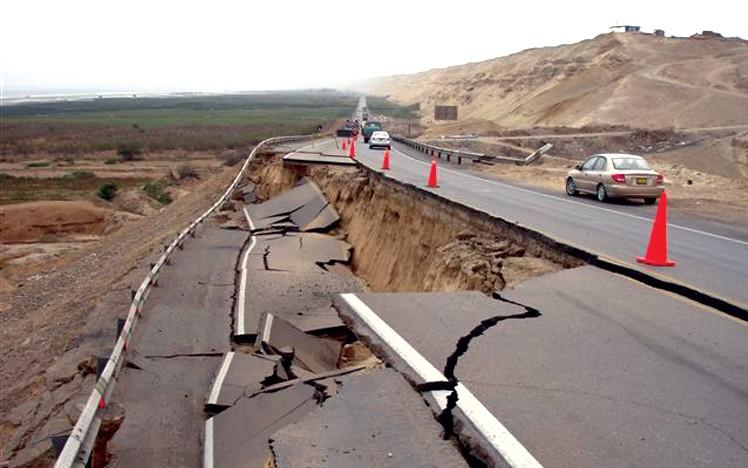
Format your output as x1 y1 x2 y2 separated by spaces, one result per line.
362 121 383 143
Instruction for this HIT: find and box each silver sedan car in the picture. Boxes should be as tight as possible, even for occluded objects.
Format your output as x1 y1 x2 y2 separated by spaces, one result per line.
369 131 391 149
565 153 664 204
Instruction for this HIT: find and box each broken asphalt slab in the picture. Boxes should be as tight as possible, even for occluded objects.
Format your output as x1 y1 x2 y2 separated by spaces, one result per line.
334 266 748 468
247 178 340 233
283 152 356 166
271 368 469 467
255 313 342 374
257 233 351 270
204 382 324 468
205 352 277 412
235 231 360 340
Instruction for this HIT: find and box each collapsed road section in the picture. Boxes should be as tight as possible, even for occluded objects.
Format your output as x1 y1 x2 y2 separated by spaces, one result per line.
201 174 473 467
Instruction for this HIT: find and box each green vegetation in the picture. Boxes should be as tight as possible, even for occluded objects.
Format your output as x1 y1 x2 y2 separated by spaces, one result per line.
1 91 358 156
26 161 50 168
141 181 172 204
366 95 420 119
97 182 118 201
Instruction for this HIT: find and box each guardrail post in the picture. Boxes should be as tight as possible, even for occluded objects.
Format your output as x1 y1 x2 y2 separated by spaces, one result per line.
96 356 109 379
50 432 71 458
116 319 126 341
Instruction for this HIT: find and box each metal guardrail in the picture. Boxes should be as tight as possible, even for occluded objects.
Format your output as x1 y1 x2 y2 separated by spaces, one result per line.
53 133 326 468
393 135 552 166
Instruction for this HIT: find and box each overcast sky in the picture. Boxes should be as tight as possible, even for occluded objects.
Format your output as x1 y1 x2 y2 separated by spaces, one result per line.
1 0 746 96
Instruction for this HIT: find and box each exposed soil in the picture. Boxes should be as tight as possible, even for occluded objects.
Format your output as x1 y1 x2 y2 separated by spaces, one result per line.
0 201 128 244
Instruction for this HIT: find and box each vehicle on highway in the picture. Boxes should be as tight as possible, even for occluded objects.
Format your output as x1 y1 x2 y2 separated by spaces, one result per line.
565 153 664 204
369 131 391 149
362 121 383 143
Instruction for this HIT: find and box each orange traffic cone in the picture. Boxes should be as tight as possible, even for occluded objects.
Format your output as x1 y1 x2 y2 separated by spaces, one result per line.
342 139 347 151
349 140 356 159
637 192 675 266
427 159 439 188
381 148 390 170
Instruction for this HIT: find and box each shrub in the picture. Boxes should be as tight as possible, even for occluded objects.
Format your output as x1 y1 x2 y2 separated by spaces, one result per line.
63 170 96 179
26 161 50 168
105 158 118 165
142 181 172 204
97 182 118 200
220 151 243 166
175 164 198 180
117 141 142 161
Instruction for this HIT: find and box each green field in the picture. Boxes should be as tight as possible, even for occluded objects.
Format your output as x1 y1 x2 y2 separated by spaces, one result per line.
366 95 420 119
1 91 358 155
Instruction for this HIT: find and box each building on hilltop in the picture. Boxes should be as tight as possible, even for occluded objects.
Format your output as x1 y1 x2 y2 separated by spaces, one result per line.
610 25 641 32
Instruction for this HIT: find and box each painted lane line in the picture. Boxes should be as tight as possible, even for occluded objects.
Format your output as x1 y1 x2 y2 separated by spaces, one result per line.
237 208 258 336
390 146 748 247
203 417 214 468
261 313 274 344
207 352 235 405
339 293 542 468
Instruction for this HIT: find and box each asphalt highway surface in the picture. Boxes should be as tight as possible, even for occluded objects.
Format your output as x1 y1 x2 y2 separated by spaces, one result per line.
336 267 748 467
309 134 748 312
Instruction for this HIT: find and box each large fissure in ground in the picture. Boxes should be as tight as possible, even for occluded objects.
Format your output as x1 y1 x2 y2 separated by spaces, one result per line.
248 151 582 294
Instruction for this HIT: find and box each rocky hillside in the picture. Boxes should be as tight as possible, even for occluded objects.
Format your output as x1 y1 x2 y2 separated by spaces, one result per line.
359 32 748 129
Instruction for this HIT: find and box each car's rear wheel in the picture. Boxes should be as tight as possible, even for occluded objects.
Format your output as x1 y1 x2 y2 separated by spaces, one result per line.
565 178 578 196
644 197 657 205
596 184 608 202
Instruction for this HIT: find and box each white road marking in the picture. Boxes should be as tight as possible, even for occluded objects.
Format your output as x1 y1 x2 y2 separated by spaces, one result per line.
207 352 235 405
388 146 748 247
261 313 274 345
203 417 214 468
339 293 543 468
237 208 258 336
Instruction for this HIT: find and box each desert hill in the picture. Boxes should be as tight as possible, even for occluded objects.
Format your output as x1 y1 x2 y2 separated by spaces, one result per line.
359 32 748 129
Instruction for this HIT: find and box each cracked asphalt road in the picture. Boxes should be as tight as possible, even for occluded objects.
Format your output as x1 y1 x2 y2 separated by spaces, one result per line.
108 225 245 467
335 267 748 467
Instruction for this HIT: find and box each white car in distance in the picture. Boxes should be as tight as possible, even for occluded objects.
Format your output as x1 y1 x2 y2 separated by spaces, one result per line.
369 131 391 149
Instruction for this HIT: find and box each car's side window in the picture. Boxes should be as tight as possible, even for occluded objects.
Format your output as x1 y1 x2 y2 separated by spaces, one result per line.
593 157 607 171
581 157 598 171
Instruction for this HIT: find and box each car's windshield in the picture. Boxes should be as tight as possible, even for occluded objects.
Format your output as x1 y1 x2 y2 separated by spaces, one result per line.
612 157 650 170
